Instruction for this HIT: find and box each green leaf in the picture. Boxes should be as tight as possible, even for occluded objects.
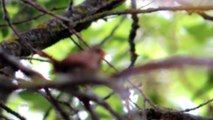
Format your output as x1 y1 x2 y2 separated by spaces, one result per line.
18 90 51 111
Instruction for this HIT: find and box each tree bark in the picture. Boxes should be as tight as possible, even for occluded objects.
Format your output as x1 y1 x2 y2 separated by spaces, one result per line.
0 0 125 68
124 108 213 120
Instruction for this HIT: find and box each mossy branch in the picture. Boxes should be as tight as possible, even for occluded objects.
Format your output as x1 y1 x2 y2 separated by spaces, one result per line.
0 0 125 68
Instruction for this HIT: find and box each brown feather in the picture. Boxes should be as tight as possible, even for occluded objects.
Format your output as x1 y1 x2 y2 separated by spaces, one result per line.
39 47 105 74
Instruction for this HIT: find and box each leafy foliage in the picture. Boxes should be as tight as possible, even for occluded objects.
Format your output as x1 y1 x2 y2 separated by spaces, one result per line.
0 0 213 119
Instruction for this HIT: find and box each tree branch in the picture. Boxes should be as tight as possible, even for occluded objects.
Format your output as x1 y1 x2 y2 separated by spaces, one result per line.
123 108 213 120
0 0 125 68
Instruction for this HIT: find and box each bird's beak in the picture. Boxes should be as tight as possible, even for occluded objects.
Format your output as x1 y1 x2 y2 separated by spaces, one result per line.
100 50 105 59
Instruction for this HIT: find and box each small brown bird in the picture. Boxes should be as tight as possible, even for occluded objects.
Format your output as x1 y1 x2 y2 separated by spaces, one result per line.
38 47 105 74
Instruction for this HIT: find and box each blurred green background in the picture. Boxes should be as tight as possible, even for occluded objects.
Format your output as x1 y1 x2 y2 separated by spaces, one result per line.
0 0 212 119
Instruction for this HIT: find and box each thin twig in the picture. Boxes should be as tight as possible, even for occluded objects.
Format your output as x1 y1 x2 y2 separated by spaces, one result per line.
99 16 126 46
57 100 79 114
125 80 155 120
0 101 26 120
128 0 139 68
42 92 64 120
83 100 100 120
180 98 213 113
20 57 50 62
0 13 45 28
71 91 123 120
69 29 120 75
198 12 213 21
2 0 21 38
69 37 84 50
128 98 141 109
71 6 213 29
20 0 69 22
68 0 73 11
0 49 47 81
70 30 90 47
0 114 10 120
43 88 70 120
2 0 37 55
0 6 66 28
112 6 213 15
103 92 115 100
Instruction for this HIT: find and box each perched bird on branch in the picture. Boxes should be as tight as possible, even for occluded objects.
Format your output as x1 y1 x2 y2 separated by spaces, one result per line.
38 47 106 105
38 47 105 75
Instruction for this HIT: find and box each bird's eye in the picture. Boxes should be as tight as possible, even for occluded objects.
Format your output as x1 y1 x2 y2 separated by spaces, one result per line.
92 48 105 58
94 48 102 53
